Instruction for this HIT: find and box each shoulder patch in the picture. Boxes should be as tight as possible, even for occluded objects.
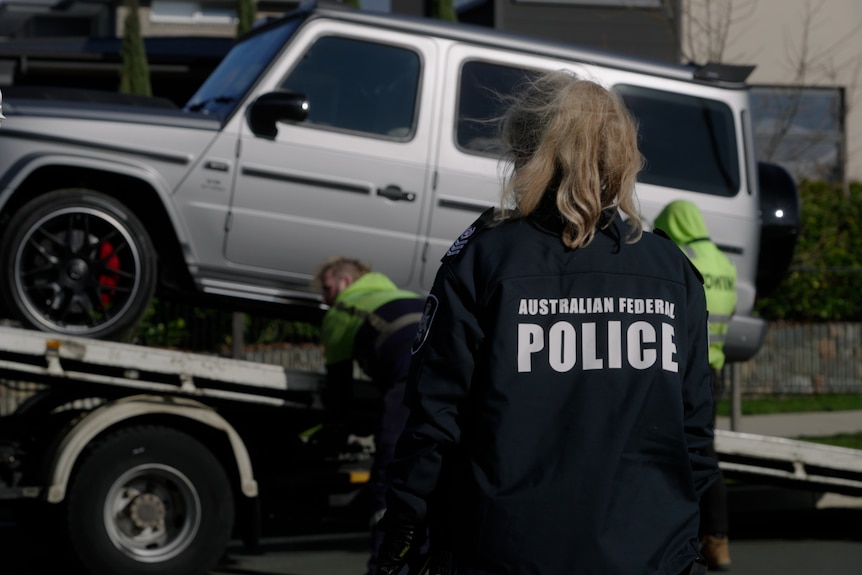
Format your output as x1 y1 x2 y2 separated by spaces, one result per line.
411 295 438 355
441 207 496 263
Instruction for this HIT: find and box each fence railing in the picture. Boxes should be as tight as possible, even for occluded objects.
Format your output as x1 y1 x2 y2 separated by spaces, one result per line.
732 322 862 396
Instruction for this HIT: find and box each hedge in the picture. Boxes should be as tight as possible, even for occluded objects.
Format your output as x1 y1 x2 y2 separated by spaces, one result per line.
755 180 862 321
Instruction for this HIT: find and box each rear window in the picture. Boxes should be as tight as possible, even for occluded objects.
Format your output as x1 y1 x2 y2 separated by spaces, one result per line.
454 62 742 197
616 85 741 197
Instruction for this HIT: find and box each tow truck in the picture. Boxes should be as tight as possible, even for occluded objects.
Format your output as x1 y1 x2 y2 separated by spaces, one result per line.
1 322 860 575
0 322 373 575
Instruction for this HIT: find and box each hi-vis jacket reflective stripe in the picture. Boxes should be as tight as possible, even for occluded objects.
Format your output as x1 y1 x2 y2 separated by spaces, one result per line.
321 272 424 384
387 206 717 575
321 272 421 364
654 200 738 370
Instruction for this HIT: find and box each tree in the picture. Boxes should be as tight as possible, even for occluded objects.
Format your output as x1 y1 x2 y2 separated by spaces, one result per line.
237 0 256 36
759 0 860 188
119 0 151 97
428 0 458 22
679 0 859 186
677 0 757 64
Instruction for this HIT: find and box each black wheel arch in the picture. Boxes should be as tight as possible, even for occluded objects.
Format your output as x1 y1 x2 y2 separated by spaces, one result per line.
63 420 236 575
68 411 246 497
0 164 195 295
63 411 258 544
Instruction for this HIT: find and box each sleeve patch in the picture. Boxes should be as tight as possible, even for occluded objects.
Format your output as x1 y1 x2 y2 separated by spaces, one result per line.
411 294 438 355
441 207 496 263
445 225 477 258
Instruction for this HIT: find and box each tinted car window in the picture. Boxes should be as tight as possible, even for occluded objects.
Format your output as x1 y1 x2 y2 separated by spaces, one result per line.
185 14 304 118
280 36 420 138
456 60 539 155
616 85 740 196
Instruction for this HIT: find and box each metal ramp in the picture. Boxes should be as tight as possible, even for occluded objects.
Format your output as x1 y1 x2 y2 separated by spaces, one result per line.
0 324 322 409
3 325 861 497
716 429 862 496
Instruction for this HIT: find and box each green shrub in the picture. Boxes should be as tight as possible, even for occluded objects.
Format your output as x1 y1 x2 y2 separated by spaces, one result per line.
236 0 256 36
119 0 151 97
755 180 862 321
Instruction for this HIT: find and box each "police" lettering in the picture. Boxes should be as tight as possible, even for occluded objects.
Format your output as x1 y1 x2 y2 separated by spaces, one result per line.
517 320 678 373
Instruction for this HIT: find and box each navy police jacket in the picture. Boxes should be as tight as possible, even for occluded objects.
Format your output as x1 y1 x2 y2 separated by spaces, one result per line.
386 206 717 575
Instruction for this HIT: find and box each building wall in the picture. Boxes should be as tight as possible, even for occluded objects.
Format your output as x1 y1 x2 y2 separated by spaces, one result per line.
115 5 289 38
494 1 681 62
683 0 862 182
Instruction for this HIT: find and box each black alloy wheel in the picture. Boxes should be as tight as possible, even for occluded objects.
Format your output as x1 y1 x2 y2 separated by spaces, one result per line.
0 189 157 339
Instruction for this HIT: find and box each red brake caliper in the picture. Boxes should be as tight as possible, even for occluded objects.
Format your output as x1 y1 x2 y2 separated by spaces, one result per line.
98 241 121 307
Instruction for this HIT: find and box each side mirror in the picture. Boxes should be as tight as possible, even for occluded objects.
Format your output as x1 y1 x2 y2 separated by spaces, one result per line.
247 90 309 139
724 315 768 363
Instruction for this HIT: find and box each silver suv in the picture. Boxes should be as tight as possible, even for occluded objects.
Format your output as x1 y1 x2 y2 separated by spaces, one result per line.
0 6 797 358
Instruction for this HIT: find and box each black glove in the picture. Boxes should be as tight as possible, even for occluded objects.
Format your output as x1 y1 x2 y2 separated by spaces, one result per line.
377 521 420 575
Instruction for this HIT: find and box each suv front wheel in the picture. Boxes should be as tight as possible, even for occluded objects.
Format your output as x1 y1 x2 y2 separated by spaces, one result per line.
0 188 157 339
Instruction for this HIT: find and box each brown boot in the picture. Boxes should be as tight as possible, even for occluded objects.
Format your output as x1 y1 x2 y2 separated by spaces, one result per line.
701 534 731 571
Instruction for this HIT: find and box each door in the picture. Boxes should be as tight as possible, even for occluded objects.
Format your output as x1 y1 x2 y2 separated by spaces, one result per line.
423 45 586 289
226 26 436 293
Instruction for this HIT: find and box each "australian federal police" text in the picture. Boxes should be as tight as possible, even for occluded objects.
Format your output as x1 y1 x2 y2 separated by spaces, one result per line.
517 297 679 374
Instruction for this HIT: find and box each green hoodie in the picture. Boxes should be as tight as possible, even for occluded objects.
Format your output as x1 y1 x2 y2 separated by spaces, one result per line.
654 200 738 370
321 272 419 365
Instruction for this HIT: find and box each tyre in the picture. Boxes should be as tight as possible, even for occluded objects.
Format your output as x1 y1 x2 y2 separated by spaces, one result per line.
65 425 235 575
0 188 157 339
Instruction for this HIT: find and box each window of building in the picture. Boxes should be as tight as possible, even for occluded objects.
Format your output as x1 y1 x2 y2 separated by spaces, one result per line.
280 36 421 138
751 85 844 183
513 0 662 6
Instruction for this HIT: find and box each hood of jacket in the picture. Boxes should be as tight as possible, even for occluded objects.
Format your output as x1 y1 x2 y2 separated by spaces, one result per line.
335 271 399 302
653 199 710 245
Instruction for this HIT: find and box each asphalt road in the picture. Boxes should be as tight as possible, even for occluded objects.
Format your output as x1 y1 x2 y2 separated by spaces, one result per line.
2 486 860 575
210 490 862 575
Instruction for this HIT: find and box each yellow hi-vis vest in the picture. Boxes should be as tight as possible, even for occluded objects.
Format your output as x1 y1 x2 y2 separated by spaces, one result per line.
654 199 738 370
681 241 737 370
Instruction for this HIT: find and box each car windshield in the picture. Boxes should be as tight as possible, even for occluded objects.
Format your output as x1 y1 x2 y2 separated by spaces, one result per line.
184 13 307 118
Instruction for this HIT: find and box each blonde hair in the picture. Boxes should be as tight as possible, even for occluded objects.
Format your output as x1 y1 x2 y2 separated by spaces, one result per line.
311 256 371 290
499 70 644 248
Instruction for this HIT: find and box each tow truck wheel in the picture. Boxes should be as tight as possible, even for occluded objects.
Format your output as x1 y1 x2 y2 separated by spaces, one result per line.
0 188 157 340
65 425 234 575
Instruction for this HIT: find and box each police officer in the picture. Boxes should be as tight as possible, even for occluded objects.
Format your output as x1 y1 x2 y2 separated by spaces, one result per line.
377 72 717 575
313 256 425 575
655 199 738 571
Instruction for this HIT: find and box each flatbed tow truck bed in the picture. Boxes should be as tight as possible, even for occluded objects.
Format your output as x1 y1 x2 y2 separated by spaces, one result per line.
0 323 371 575
0 321 322 408
0 322 859 574
716 429 862 496
2 322 859 499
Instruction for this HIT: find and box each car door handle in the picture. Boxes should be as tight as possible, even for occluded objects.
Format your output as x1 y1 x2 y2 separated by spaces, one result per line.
378 185 415 202
204 160 230 172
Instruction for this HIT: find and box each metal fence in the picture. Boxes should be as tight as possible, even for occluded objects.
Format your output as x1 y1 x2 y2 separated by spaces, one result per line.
731 322 862 396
